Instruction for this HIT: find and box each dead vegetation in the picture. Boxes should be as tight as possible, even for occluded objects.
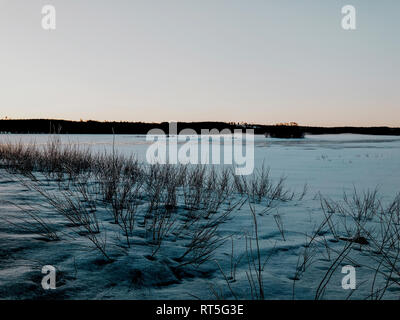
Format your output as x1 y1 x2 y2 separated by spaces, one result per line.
9 138 395 300
0 138 295 274
291 189 400 300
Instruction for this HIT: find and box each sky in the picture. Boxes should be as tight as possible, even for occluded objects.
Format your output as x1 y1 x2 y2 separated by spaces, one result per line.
0 0 399 126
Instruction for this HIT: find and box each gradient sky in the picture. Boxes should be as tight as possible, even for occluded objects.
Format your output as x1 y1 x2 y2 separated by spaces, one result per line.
0 0 399 126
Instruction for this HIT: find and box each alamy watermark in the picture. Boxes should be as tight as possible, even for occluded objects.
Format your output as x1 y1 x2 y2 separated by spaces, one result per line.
341 265 356 290
40 4 357 31
342 5 356 30
41 265 56 290
145 123 254 175
41 5 56 30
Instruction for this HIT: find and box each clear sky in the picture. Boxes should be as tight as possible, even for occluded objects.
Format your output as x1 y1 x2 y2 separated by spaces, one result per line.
0 0 399 126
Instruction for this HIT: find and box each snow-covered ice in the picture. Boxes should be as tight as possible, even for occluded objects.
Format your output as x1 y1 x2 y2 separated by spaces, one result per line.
1 134 400 300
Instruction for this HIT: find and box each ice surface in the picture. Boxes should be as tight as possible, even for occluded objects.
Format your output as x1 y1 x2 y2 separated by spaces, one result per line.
0 134 400 299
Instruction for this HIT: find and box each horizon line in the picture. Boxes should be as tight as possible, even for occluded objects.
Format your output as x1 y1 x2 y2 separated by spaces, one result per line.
1 118 400 129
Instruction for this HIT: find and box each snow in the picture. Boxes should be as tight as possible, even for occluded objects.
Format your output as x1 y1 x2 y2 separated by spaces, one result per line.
1 133 400 299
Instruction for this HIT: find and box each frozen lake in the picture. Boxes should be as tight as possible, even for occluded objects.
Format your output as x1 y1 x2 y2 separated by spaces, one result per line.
2 133 400 198
1 133 400 300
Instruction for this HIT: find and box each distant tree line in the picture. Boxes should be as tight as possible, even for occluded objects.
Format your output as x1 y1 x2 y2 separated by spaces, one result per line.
1 119 400 138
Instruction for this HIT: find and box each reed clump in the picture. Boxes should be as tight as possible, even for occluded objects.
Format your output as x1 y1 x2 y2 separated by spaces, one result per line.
0 138 294 269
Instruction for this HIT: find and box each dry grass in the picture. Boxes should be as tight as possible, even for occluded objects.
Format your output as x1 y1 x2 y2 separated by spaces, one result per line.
7 138 399 299
0 137 300 293
291 189 400 300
